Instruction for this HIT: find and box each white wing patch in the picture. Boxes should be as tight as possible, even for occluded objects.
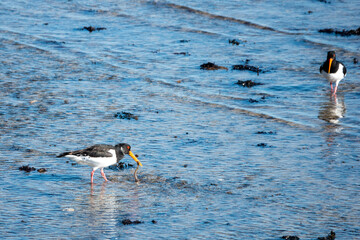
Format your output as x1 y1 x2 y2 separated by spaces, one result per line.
65 149 117 170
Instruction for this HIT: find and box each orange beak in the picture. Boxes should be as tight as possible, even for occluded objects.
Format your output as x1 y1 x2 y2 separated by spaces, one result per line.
129 151 143 166
328 58 333 73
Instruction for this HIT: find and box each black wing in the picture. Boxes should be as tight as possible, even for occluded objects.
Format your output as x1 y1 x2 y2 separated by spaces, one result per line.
340 62 347 76
57 144 114 158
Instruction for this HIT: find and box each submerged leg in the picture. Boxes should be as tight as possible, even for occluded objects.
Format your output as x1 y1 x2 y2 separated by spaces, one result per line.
333 86 338 95
100 168 108 182
333 81 339 95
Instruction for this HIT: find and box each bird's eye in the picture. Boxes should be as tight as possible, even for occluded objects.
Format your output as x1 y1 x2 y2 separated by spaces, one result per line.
127 146 130 150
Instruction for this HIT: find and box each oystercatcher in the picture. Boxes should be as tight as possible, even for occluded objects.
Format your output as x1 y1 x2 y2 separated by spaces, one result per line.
57 143 142 183
320 51 347 95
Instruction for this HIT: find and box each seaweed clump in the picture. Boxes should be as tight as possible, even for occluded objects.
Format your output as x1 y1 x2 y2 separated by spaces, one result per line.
19 165 47 173
232 64 264 74
319 27 360 36
200 62 228 70
114 111 138 120
318 231 336 240
122 219 143 225
229 39 240 45
236 80 263 87
19 165 36 172
282 236 300 240
81 26 107 33
281 236 300 240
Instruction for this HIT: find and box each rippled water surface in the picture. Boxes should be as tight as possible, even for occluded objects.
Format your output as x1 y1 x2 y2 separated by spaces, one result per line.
1 0 360 239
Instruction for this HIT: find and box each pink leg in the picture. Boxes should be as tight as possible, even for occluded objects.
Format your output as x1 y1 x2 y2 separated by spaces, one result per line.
333 85 338 95
91 169 95 184
100 168 108 182
330 82 333 92
332 81 339 96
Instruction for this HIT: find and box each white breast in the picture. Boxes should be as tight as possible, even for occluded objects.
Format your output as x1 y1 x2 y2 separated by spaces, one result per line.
322 64 345 83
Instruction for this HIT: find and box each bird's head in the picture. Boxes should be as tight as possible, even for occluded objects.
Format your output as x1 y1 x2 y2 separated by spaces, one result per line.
117 143 143 166
327 51 336 73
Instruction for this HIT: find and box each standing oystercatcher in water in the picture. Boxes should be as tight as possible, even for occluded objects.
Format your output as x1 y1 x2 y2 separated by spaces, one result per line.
320 51 347 95
57 143 142 183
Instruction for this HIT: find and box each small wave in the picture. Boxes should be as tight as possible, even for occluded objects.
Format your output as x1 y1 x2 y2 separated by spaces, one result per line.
0 30 52 55
156 2 293 35
144 78 316 130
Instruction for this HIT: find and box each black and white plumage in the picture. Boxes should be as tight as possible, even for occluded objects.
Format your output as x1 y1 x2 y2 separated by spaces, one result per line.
320 51 347 95
57 143 142 183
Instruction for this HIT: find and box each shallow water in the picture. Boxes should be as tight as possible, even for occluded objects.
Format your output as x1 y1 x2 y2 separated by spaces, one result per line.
1 0 360 239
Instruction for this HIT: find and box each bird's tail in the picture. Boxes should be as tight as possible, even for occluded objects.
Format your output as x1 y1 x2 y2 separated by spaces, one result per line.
57 152 71 158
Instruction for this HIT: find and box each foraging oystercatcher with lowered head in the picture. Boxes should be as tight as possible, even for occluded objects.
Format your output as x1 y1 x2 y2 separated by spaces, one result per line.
320 51 347 95
57 143 142 183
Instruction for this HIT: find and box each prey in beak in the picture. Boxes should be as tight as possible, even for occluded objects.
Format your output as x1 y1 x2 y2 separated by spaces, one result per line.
129 150 143 166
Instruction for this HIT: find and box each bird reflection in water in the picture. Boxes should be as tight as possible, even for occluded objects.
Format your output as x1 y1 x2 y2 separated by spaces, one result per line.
318 94 346 124
318 94 346 162
87 170 142 230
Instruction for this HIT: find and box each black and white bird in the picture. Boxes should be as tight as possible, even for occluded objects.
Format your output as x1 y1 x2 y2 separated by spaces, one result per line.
320 51 347 95
57 143 142 183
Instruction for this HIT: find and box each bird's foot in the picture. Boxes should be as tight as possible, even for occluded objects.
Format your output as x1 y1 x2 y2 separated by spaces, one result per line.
101 174 108 182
